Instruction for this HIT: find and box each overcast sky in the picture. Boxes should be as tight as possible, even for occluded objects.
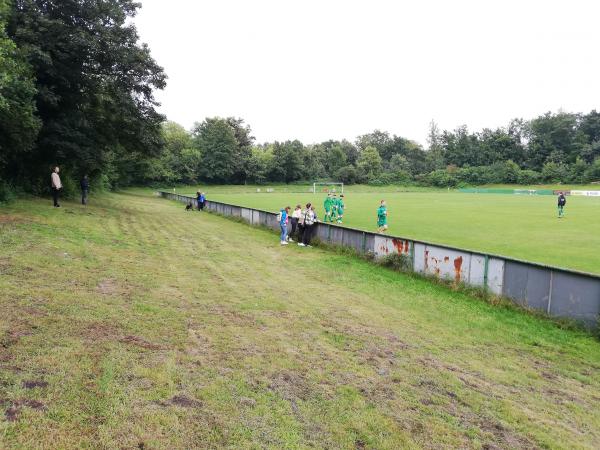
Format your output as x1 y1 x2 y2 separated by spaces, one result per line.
134 0 599 146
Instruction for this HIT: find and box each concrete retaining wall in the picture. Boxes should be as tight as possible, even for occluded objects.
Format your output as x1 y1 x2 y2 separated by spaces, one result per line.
159 191 600 328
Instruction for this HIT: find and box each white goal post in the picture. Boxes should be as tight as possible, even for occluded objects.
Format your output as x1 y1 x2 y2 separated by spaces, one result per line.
312 182 344 194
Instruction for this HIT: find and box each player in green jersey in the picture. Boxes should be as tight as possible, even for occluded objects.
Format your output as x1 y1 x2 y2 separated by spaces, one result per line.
336 194 345 223
377 200 388 233
323 193 333 222
330 193 339 222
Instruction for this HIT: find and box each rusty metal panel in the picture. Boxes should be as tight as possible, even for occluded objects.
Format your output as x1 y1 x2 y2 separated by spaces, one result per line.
549 272 600 327
419 245 470 283
374 236 412 258
503 261 550 310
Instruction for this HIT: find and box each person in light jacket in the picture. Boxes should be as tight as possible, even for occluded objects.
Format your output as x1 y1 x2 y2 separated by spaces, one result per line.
298 203 316 247
290 204 302 242
51 167 62 207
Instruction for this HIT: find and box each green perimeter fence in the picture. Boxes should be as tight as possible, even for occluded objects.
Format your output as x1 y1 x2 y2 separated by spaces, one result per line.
159 191 600 329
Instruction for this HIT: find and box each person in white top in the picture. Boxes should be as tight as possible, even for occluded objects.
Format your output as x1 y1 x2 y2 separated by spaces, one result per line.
51 166 62 207
290 204 302 242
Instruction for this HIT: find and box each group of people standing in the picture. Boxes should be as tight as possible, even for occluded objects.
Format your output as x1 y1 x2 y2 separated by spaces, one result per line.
323 193 345 223
50 166 89 207
279 203 317 247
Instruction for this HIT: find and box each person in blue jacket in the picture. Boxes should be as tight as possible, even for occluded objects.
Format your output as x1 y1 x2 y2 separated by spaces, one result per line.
279 206 291 245
197 191 206 210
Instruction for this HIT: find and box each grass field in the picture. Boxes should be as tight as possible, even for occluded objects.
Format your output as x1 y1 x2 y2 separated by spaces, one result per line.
1 191 600 448
180 187 600 274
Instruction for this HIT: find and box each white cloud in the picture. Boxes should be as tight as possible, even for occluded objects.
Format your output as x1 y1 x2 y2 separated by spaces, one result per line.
135 0 600 146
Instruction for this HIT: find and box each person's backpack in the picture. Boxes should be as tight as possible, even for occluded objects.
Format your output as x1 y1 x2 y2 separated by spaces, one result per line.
277 211 283 223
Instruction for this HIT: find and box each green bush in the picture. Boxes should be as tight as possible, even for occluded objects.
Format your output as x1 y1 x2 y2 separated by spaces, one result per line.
379 253 412 272
0 180 16 203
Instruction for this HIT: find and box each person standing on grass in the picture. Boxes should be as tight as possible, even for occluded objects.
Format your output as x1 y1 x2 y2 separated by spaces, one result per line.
377 200 388 233
323 193 333 223
330 193 339 222
557 192 567 218
337 194 345 224
51 166 62 207
290 204 302 241
279 206 291 245
298 203 316 247
80 174 89 205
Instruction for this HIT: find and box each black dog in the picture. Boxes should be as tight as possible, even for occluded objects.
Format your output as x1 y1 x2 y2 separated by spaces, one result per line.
185 202 194 211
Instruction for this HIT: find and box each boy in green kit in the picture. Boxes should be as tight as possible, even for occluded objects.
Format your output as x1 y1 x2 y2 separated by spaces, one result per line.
377 200 388 233
323 193 333 222
330 193 339 222
337 194 345 223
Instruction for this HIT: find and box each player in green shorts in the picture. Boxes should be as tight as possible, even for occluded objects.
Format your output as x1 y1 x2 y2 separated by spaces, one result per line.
337 194 345 223
323 194 333 222
377 200 388 233
331 193 339 222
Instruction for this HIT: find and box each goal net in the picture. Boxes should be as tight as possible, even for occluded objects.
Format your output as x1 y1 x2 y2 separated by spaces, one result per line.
313 182 344 194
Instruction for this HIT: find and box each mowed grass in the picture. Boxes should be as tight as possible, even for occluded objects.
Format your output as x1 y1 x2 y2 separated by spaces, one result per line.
198 190 600 274
1 192 600 449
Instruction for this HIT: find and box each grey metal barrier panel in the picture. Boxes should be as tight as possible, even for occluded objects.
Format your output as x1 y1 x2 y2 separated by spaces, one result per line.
329 226 344 247
251 210 260 226
231 205 242 218
342 228 365 253
241 208 252 224
314 223 329 242
503 261 551 311
267 212 279 231
549 271 600 327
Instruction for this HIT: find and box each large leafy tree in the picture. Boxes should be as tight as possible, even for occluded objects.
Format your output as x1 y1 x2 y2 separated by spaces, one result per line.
193 118 239 183
6 0 166 186
193 117 254 183
356 145 382 182
269 140 304 183
0 0 40 180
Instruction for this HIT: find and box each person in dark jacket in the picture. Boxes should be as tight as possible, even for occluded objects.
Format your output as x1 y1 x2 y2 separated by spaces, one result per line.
557 192 567 218
80 175 89 205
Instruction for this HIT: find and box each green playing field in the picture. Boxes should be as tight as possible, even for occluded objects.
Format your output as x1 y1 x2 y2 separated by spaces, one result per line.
194 189 600 274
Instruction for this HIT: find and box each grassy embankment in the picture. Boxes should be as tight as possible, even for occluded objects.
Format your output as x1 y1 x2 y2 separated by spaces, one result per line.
1 191 600 448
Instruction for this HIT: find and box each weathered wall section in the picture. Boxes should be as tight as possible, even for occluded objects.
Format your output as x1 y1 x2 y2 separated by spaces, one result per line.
159 192 600 328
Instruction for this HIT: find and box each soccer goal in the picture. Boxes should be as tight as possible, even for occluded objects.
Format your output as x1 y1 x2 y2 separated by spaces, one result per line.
313 182 344 194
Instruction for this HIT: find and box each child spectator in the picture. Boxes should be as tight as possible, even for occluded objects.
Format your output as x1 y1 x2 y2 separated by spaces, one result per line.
279 206 291 245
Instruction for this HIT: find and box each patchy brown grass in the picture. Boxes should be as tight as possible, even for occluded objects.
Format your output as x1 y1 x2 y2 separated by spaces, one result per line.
0 192 599 449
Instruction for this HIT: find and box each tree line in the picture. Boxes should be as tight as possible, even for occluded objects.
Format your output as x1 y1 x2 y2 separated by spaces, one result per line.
1 0 599 202
148 111 600 188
